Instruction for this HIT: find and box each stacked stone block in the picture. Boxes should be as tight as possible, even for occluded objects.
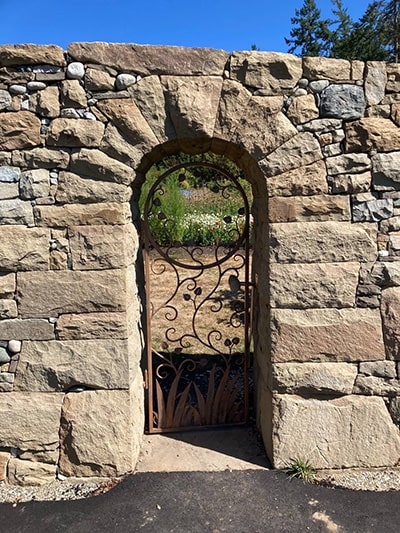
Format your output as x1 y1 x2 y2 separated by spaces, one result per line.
1 43 400 483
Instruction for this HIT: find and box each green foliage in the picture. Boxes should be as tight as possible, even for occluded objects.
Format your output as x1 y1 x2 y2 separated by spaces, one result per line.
283 458 316 482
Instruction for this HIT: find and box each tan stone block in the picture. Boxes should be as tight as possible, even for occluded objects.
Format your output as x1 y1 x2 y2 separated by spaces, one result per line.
267 161 328 197
8 458 56 486
161 76 223 139
345 118 400 152
271 395 400 468
61 79 87 108
68 42 228 76
0 451 10 482
215 80 252 140
12 147 70 169
56 312 132 340
0 299 17 319
365 62 387 106
56 171 130 204
85 68 115 91
269 221 377 263
59 389 139 477
0 319 54 340
18 269 131 317
381 287 400 360
329 171 371 194
29 86 60 118
303 56 351 80
70 148 134 186
47 118 105 147
270 308 385 362
353 375 400 395
0 392 63 451
0 199 34 225
268 195 351 223
0 44 66 66
0 111 41 150
0 226 49 271
14 339 130 391
33 202 131 226
0 273 15 298
97 99 158 151
272 362 357 394
260 132 323 177
69 224 137 270
230 51 302 93
100 124 145 168
269 262 359 309
286 94 319 125
0 182 19 200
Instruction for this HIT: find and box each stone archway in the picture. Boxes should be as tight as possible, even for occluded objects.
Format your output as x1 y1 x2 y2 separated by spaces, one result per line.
1 44 400 484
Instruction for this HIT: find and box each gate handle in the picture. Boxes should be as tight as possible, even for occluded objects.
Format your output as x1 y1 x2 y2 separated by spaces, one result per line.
229 275 254 294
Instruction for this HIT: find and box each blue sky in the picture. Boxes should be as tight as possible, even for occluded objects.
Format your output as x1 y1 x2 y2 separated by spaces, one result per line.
0 1 367 52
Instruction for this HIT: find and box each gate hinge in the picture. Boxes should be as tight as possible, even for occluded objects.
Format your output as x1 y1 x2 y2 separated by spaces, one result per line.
143 369 149 390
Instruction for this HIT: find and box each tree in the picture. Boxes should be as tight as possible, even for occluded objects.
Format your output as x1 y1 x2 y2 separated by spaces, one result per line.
328 0 354 59
285 0 331 56
380 0 400 61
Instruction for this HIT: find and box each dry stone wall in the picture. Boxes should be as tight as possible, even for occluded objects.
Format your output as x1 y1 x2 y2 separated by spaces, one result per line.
1 43 400 483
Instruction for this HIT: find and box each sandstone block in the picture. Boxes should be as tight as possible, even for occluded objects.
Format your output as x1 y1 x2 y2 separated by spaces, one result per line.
0 452 10 482
85 68 115 91
56 312 132 340
260 132 323 177
381 287 400 359
0 226 49 271
268 195 350 223
8 458 56 486
0 111 41 150
267 161 328 197
15 339 130 392
68 42 229 76
0 273 15 298
12 147 69 169
70 148 134 186
325 153 371 175
59 389 139 477
303 57 351 80
0 182 19 200
33 202 131 227
329 172 371 194
161 76 222 139
47 118 105 147
0 199 34 225
56 171 131 204
0 319 54 340
18 269 131 317
270 308 385 362
269 262 359 309
365 62 387 106
0 392 63 451
19 169 50 200
100 124 145 168
29 86 60 118
359 361 397 378
270 221 377 263
286 94 319 125
353 375 400 395
215 80 252 139
0 44 66 66
372 152 400 189
0 299 17 319
271 395 400 468
230 52 302 93
61 79 87 108
69 224 137 270
272 362 357 394
345 118 400 152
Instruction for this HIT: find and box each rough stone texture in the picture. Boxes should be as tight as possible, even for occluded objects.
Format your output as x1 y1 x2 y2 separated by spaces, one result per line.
0 319 54 340
269 262 360 309
0 226 49 271
0 199 34 225
69 224 137 270
0 392 63 451
286 94 319 125
260 132 323 177
85 68 115 91
345 118 400 152
267 161 328 197
268 195 350 223
353 375 400 396
7 459 56 486
56 312 131 340
19 169 50 200
0 273 15 298
365 62 387 106
47 118 105 147
0 44 66 66
70 148 135 186
0 112 41 151
0 452 10 482
272 362 357 394
230 52 302 93
303 57 351 80
270 221 376 263
100 124 145 168
59 390 139 477
381 287 400 360
14 339 130 391
271 395 400 469
270 308 385 362
68 42 229 76
352 198 393 222
0 299 17 319
325 153 371 176
320 84 366 120
12 148 69 169
34 202 131 227
359 361 397 378
215 80 252 140
61 80 87 108
18 268 132 317
162 76 222 139
329 172 371 194
56 171 131 204
372 152 400 189
29 86 60 118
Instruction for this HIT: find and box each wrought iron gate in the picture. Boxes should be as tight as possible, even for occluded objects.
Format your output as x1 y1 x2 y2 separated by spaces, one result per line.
142 162 252 433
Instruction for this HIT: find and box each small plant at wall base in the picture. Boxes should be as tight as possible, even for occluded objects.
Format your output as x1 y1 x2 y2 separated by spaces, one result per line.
283 458 316 482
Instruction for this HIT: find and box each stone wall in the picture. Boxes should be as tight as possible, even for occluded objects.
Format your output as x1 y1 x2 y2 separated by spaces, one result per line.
1 43 400 484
